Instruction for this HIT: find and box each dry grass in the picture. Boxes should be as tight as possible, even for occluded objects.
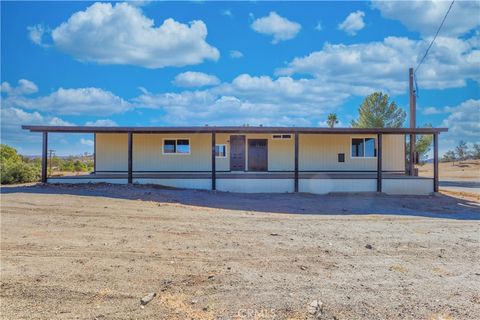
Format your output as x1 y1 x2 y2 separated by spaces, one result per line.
418 160 480 180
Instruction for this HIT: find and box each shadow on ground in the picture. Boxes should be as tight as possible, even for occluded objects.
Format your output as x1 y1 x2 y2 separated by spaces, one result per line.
2 183 479 220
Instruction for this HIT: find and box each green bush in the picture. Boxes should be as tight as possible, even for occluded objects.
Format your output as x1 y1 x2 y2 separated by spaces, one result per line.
73 160 87 172
1 144 40 184
61 160 75 172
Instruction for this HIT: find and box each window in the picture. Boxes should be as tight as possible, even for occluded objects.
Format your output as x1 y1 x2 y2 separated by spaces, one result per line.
176 139 190 154
163 139 190 155
351 138 376 158
163 140 176 154
364 138 375 157
215 144 227 158
272 134 292 140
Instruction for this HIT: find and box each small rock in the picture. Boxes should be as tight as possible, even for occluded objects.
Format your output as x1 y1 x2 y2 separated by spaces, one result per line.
208 275 215 280
191 299 198 304
300 265 308 271
270 233 280 236
307 299 323 315
140 292 156 306
203 306 209 312
365 244 373 250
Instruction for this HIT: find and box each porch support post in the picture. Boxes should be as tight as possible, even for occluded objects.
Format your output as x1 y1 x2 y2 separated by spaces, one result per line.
41 131 48 183
127 132 133 184
377 133 382 192
294 131 299 192
433 133 439 192
409 134 415 175
211 131 216 191
93 133 96 173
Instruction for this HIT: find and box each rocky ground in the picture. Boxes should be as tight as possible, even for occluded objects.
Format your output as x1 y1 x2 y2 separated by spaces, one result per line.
1 184 479 319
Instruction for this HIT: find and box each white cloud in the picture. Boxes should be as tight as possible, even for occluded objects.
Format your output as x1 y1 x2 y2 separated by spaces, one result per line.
27 24 48 47
251 11 301 44
47 2 219 68
173 71 220 88
2 83 131 116
338 10 365 36
222 9 232 17
80 138 94 146
84 119 118 126
441 99 480 140
422 106 443 115
277 35 480 94
315 21 323 31
133 74 350 127
372 1 480 37
1 79 38 96
0 107 74 146
229 50 244 58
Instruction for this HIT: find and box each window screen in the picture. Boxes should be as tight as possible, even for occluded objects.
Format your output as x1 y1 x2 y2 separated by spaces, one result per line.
163 140 176 154
364 138 376 157
351 138 364 157
176 139 190 154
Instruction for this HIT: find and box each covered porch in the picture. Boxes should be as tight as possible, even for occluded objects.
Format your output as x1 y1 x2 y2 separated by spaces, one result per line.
22 125 447 195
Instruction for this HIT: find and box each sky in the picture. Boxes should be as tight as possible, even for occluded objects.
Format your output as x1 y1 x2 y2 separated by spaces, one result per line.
1 0 479 156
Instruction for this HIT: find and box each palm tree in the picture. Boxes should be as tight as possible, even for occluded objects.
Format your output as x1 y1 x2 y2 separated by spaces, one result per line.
327 113 339 128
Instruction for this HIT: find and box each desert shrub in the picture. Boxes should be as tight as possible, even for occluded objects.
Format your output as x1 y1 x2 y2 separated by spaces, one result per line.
0 144 40 184
73 160 87 172
61 160 75 172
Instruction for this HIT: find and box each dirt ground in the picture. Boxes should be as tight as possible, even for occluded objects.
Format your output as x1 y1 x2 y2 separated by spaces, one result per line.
419 160 480 180
1 184 479 320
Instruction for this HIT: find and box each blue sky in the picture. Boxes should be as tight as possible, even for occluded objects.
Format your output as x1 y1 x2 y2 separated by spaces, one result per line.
1 1 479 155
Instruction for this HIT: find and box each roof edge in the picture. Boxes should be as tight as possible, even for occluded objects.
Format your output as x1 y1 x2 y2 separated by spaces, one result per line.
21 125 448 134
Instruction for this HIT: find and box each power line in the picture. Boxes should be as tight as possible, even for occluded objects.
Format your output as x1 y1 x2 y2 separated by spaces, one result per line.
414 0 455 74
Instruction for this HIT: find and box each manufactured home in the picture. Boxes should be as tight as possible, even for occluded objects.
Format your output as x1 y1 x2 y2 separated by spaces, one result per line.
22 125 447 195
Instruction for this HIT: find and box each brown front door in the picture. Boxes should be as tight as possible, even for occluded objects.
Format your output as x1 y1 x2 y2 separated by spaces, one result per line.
230 135 246 171
248 139 268 172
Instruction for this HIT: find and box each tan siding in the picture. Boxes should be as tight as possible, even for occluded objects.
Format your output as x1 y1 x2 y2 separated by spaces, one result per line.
133 134 211 171
299 134 405 171
96 132 405 173
382 134 405 171
215 134 231 171
96 133 128 171
300 134 377 171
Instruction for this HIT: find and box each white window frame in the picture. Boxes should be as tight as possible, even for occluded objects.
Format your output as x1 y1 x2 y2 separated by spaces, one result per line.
350 137 377 159
162 138 191 155
215 144 227 158
271 133 292 140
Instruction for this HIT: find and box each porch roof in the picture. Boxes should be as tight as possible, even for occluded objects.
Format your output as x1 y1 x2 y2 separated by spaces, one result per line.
22 125 448 134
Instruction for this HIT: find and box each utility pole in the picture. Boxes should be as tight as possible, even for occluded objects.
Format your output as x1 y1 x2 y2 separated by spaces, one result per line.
408 68 416 176
48 149 55 176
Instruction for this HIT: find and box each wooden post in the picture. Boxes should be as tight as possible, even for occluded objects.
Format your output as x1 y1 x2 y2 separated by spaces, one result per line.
41 131 48 183
377 134 382 192
294 132 299 192
127 132 133 184
433 133 439 192
409 67 416 176
211 132 216 191
93 133 96 173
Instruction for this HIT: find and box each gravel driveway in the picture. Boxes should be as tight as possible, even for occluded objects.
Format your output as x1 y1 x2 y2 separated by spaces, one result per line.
1 184 479 319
